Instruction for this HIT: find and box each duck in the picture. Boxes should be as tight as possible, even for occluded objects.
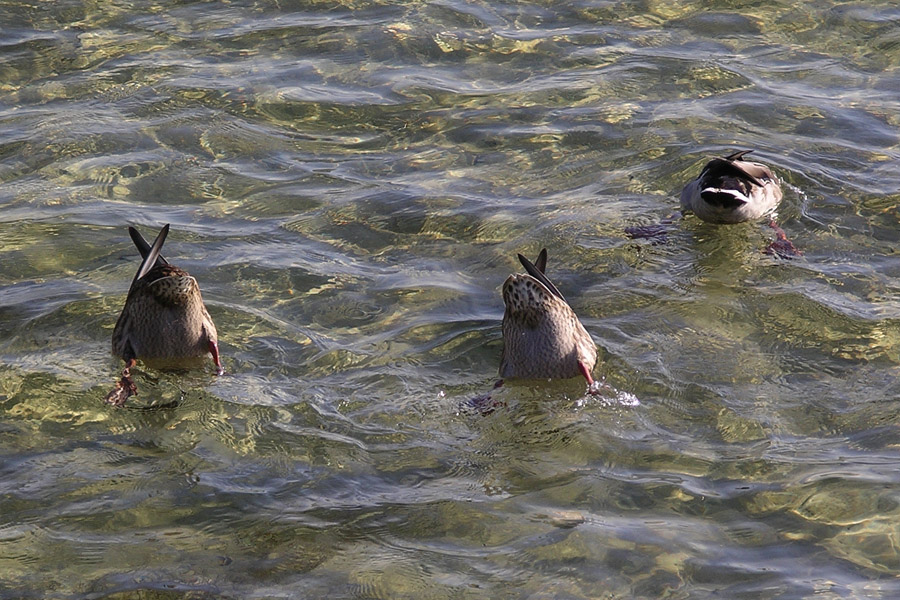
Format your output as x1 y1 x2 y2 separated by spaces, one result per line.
680 149 783 224
105 224 223 406
500 249 597 385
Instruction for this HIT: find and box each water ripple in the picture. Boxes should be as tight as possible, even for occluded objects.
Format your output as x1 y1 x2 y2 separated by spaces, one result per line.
2 0 900 597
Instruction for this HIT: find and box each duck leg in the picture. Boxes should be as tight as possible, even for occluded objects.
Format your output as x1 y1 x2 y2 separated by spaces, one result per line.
764 220 801 258
209 340 224 375
577 361 595 386
105 358 138 407
581 361 611 396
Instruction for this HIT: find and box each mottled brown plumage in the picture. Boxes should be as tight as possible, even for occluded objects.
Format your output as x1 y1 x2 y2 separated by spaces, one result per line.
105 224 222 406
499 249 597 384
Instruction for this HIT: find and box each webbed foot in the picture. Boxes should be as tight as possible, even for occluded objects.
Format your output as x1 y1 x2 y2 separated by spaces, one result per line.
764 220 802 259
625 224 669 243
462 379 505 416
625 213 680 244
105 361 138 407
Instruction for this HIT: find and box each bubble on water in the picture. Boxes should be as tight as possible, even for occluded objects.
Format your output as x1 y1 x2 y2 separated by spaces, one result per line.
579 381 641 408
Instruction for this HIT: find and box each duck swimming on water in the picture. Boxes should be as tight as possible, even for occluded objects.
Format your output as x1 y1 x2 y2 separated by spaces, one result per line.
680 149 782 224
626 149 800 257
679 149 800 257
500 249 597 385
105 224 223 406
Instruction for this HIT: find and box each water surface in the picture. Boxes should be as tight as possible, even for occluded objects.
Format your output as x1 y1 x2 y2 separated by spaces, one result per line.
2 0 900 597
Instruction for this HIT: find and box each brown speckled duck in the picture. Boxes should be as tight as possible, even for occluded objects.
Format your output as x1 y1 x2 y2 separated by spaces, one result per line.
105 224 222 406
680 149 783 224
500 249 597 385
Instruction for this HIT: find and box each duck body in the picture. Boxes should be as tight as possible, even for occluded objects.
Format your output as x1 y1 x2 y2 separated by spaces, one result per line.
680 150 783 224
112 263 218 368
106 225 221 406
500 249 597 383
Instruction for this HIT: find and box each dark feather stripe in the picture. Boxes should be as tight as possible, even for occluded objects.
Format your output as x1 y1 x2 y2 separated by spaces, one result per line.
517 250 566 302
132 224 170 288
129 227 170 267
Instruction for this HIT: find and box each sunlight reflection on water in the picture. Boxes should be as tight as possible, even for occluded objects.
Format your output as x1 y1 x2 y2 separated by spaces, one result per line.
2 0 900 597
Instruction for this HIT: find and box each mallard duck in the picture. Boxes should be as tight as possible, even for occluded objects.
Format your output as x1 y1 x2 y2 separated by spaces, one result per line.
500 249 597 385
105 224 222 406
680 149 783 224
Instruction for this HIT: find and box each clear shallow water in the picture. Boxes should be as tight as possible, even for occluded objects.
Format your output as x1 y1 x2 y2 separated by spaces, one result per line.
2 0 900 597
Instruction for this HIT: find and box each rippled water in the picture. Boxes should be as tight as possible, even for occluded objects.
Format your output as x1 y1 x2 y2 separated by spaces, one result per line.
2 0 900 597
